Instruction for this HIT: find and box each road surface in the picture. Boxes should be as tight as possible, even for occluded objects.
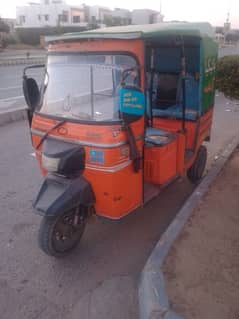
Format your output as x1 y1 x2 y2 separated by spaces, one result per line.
0 92 239 319
0 64 45 112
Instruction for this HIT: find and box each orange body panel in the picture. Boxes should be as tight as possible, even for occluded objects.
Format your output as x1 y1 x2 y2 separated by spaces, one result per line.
144 139 177 184
30 38 146 219
31 114 144 219
84 162 142 219
152 108 214 172
153 108 213 150
153 117 197 149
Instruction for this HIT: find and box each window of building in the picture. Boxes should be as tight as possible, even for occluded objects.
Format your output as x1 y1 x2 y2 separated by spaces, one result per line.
19 15 26 24
38 15 41 21
44 15 49 21
58 11 68 23
73 16 80 23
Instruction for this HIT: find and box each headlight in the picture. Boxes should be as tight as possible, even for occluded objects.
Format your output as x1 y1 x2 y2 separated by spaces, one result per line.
41 139 85 177
42 154 60 172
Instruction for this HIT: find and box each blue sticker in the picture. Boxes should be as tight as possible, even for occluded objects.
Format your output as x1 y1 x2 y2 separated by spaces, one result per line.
89 149 104 164
119 88 145 116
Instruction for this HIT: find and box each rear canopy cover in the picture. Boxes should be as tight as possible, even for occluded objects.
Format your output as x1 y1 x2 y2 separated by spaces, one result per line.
45 22 215 43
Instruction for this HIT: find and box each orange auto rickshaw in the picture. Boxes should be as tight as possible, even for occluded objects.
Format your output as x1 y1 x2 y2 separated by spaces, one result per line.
23 22 218 257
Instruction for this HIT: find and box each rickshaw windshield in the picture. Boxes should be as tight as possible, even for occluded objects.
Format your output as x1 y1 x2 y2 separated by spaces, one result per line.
38 53 139 122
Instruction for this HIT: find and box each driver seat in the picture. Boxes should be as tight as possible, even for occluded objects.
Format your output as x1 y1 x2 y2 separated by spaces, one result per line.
154 73 181 109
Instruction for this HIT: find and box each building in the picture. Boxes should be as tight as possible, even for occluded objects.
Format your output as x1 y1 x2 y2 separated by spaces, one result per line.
111 8 131 25
16 2 164 31
88 5 112 26
16 0 87 28
132 9 163 25
215 33 225 46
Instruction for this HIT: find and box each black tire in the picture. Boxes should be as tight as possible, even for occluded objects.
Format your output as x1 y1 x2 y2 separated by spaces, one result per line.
38 208 86 257
187 145 207 184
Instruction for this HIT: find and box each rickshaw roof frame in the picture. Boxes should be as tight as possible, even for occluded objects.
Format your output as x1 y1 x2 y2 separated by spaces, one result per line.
45 22 215 44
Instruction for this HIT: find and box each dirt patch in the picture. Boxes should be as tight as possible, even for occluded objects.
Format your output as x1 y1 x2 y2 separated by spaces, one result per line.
163 149 239 319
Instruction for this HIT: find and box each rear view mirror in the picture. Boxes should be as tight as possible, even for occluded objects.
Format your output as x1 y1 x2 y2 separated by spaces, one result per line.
23 76 40 110
22 64 45 125
121 67 140 90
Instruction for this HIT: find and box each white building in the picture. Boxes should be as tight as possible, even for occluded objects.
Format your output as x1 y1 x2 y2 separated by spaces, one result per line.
88 5 112 25
16 0 87 28
112 8 131 25
16 2 164 30
132 9 163 25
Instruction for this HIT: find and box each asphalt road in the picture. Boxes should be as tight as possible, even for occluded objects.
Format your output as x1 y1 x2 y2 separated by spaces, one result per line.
0 64 44 112
1 92 239 319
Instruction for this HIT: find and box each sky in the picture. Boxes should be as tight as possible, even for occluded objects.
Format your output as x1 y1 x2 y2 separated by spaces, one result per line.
0 0 239 28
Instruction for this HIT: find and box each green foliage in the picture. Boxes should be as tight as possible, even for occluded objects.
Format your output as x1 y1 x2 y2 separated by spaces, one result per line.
0 33 18 48
216 55 239 100
0 18 10 33
16 26 88 45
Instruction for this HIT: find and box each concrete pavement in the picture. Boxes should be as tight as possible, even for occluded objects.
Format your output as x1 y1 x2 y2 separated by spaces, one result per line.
1 93 239 318
163 148 239 319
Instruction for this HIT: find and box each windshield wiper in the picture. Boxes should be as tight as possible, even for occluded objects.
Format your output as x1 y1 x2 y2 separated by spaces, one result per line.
36 120 66 150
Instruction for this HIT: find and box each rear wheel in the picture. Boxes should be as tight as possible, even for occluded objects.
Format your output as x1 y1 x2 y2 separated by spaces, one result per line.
38 207 86 257
187 145 207 184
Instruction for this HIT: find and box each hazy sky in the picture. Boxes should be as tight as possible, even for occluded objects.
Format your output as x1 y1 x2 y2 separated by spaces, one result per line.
1 0 239 28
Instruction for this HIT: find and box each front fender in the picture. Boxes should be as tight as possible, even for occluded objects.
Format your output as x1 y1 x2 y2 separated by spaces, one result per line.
33 174 95 217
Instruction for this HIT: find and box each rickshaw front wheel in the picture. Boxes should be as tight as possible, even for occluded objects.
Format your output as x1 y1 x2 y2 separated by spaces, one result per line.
38 207 86 257
187 145 207 184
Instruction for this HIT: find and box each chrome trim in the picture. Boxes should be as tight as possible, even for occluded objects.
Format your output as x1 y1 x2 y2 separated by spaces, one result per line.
86 160 132 172
31 128 143 149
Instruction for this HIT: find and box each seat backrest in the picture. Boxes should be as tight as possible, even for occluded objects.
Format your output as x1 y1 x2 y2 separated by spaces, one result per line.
155 73 180 108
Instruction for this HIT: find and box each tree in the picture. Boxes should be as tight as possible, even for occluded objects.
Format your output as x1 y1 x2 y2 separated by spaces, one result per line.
216 56 239 100
0 18 10 33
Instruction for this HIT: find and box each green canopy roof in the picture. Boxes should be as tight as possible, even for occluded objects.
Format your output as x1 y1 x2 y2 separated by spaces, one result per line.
45 22 214 43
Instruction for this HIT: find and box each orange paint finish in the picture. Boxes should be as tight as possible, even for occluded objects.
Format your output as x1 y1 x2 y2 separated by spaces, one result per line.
153 108 214 151
152 108 214 174
31 113 144 219
153 117 197 149
196 109 214 148
84 164 142 219
144 139 177 185
31 115 144 167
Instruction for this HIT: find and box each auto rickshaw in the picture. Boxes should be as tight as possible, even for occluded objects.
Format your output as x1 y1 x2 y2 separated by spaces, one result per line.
22 22 218 257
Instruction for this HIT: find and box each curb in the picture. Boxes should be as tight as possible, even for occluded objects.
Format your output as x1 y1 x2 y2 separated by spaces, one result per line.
0 108 28 126
138 136 239 319
0 58 46 66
